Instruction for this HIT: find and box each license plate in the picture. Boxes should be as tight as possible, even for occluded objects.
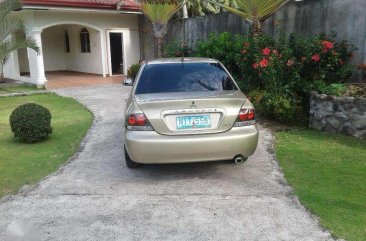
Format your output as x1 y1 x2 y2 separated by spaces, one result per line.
176 115 211 129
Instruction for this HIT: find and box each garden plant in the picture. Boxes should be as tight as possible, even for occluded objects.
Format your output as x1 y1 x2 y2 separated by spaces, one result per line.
0 94 93 197
140 0 183 58
0 0 39 83
166 32 357 124
10 103 53 143
207 0 289 36
127 63 142 80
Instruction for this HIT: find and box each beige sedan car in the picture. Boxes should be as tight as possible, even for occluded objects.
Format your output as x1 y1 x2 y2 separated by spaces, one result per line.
124 58 258 168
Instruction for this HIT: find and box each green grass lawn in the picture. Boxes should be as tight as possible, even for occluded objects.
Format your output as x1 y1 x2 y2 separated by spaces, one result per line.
0 84 40 94
276 129 366 241
0 93 93 197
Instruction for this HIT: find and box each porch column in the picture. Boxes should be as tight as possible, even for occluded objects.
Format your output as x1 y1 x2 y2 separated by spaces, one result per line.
100 30 107 77
27 29 47 87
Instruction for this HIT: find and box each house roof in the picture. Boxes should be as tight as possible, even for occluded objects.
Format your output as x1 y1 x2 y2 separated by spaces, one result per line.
22 0 140 12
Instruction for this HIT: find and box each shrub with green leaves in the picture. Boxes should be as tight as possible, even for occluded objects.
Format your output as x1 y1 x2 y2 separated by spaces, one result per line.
165 40 194 57
165 32 357 124
314 81 347 96
10 103 52 143
248 90 303 124
195 32 246 79
127 63 141 80
238 33 356 92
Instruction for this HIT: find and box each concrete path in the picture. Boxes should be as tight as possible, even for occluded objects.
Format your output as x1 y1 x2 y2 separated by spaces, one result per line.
0 84 335 241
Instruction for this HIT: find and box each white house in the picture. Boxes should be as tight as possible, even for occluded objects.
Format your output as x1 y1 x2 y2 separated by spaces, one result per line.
4 0 142 87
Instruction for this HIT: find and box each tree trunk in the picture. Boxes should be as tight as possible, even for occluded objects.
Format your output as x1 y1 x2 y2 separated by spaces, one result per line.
156 36 164 58
0 61 5 83
252 20 263 38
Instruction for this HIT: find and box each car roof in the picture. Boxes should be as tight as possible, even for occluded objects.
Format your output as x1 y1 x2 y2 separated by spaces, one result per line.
145 57 219 65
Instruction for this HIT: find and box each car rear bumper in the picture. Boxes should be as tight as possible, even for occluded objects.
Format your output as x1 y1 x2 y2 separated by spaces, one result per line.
124 125 259 164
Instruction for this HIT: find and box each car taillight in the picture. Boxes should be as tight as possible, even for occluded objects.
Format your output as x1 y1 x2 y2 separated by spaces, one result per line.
126 113 153 131
234 108 256 127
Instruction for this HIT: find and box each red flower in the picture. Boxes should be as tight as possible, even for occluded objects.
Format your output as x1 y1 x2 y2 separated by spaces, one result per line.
262 47 271 55
244 42 250 48
322 40 334 50
286 59 295 67
311 54 320 62
253 63 259 69
260 58 269 68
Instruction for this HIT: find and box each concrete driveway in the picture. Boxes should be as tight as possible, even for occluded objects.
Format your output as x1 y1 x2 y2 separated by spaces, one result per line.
0 84 334 241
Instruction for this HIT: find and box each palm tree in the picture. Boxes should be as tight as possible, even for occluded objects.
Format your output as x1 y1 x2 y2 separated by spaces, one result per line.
207 0 289 36
140 0 183 58
187 0 238 17
187 0 218 16
0 0 39 83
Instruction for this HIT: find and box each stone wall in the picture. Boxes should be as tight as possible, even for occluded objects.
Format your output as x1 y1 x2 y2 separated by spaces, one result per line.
309 92 366 139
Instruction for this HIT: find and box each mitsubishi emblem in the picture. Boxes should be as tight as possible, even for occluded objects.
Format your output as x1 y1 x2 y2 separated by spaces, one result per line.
190 101 197 108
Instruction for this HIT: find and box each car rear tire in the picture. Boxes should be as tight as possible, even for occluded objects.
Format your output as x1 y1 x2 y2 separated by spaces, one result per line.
124 146 141 168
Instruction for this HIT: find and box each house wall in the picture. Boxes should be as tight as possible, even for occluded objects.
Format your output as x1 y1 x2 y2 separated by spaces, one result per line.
63 25 103 74
41 25 103 74
4 9 141 82
14 31 30 73
118 29 141 73
27 10 141 76
18 49 29 73
42 26 67 72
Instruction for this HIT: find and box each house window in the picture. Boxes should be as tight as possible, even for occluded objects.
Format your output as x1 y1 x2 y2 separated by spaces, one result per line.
80 28 91 53
65 31 70 53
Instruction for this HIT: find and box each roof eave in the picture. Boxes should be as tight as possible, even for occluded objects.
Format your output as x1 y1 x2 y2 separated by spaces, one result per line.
23 1 140 12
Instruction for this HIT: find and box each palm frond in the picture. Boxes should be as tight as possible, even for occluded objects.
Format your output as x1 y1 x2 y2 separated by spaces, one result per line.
0 0 22 22
0 0 39 66
0 16 25 42
141 1 183 24
0 36 39 65
206 0 251 20
208 0 288 22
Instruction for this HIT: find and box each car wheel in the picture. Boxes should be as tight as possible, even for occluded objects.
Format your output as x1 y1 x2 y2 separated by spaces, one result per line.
124 146 141 168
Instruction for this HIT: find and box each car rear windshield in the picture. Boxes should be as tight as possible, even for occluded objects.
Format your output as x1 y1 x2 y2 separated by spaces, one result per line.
134 62 238 94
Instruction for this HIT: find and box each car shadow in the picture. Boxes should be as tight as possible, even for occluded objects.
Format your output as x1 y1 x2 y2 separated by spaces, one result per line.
125 160 235 181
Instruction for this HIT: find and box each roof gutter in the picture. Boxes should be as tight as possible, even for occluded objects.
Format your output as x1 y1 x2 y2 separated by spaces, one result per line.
23 5 141 14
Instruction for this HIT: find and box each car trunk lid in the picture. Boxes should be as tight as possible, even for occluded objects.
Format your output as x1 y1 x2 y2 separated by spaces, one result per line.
135 91 246 135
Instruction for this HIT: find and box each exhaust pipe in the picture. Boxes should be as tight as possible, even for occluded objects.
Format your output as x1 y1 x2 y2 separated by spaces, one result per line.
234 155 247 164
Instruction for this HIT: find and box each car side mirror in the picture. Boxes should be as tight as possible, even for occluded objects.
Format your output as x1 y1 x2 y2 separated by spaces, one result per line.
123 78 133 86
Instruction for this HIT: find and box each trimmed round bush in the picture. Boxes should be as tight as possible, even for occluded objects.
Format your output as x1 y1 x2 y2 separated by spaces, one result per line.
10 103 53 143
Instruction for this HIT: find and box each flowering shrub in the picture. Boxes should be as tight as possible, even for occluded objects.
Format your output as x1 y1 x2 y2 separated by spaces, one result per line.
287 33 356 86
165 32 357 124
240 33 356 91
239 33 356 123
